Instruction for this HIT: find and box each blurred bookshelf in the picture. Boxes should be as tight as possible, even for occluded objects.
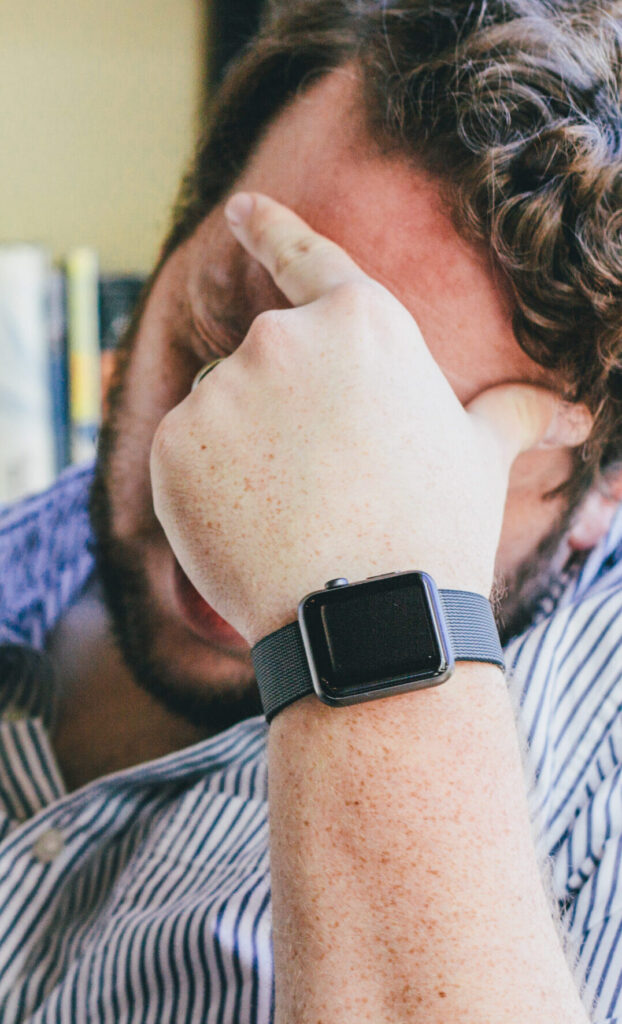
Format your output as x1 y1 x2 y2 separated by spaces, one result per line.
0 0 266 507
0 244 145 506
0 0 201 504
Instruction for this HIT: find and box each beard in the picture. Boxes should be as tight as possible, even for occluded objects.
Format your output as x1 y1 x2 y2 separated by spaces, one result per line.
88 312 591 732
494 499 587 647
91 438 584 735
89 411 263 739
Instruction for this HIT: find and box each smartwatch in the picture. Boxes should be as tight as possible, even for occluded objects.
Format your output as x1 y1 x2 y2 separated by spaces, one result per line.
251 571 504 722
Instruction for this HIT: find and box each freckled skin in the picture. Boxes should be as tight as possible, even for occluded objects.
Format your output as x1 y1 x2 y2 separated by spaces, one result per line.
96 69 575 732
142 72 602 1024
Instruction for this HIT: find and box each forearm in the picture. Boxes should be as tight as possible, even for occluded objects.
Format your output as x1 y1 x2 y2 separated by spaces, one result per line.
268 663 590 1024
149 191 595 1021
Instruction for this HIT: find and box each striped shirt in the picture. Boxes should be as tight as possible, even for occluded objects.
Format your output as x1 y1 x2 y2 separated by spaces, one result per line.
0 465 621 1022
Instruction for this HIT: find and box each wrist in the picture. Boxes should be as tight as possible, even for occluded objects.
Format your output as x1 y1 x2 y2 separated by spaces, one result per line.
248 564 494 647
252 572 504 722
273 660 506 725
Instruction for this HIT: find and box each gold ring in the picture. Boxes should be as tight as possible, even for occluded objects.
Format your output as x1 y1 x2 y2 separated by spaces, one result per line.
191 358 226 392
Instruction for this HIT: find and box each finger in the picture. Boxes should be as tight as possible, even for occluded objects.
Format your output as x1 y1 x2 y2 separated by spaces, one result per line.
224 192 367 306
467 384 593 463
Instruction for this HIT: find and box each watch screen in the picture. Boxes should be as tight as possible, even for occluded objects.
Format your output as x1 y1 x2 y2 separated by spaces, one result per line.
301 574 444 698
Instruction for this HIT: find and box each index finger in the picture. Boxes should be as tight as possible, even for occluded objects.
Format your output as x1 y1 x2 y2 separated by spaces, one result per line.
224 191 367 306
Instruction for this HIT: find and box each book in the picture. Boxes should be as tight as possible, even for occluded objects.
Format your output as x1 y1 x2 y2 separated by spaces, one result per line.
0 250 147 503
66 247 101 466
0 244 56 505
98 274 145 414
48 267 70 475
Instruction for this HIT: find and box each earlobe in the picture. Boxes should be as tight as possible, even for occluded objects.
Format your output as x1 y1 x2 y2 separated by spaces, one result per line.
568 482 622 551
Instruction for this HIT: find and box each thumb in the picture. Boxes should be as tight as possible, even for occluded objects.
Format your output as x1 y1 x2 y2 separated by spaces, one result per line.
466 383 593 463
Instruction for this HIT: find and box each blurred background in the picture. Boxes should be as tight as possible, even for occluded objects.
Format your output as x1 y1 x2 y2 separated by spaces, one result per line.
0 0 264 503
0 0 264 272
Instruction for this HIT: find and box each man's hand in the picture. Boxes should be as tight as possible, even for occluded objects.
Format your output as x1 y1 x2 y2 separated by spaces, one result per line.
151 192 594 1024
151 191 590 645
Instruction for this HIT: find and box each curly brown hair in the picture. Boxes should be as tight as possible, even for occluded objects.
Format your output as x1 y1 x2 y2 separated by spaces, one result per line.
163 0 622 494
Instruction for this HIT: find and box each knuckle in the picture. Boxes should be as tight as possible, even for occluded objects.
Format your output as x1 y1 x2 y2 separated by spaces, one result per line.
330 278 380 310
151 407 182 473
246 309 286 356
150 412 183 523
249 308 281 336
272 236 326 280
328 280 413 346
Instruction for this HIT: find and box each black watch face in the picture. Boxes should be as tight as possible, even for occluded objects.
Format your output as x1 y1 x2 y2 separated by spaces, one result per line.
299 572 452 704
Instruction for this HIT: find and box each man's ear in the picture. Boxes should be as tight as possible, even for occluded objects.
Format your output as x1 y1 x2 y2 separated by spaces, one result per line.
568 468 622 551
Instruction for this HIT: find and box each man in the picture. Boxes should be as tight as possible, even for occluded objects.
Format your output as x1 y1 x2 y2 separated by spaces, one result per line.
0 0 621 1021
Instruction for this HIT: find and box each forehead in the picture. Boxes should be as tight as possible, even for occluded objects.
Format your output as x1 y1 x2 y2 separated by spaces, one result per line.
178 70 551 403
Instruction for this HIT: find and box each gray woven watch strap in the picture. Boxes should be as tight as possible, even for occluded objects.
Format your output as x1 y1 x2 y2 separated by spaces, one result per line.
252 589 504 722
252 622 311 722
439 590 504 666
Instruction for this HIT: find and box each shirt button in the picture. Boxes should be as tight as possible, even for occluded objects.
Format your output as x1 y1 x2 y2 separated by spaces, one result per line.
33 828 65 863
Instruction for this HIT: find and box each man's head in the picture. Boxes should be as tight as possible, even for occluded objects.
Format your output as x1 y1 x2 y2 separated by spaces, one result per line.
90 0 622 730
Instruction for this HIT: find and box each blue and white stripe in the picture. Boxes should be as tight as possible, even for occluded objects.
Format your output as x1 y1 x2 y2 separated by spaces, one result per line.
0 715 271 1023
505 510 622 1024
1 465 622 1021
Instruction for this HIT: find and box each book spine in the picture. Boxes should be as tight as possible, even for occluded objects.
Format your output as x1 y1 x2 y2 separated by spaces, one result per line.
47 267 70 475
98 273 145 416
0 245 56 504
66 247 101 465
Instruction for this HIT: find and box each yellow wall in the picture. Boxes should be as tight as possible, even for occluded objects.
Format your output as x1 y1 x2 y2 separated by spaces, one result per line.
0 0 204 272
